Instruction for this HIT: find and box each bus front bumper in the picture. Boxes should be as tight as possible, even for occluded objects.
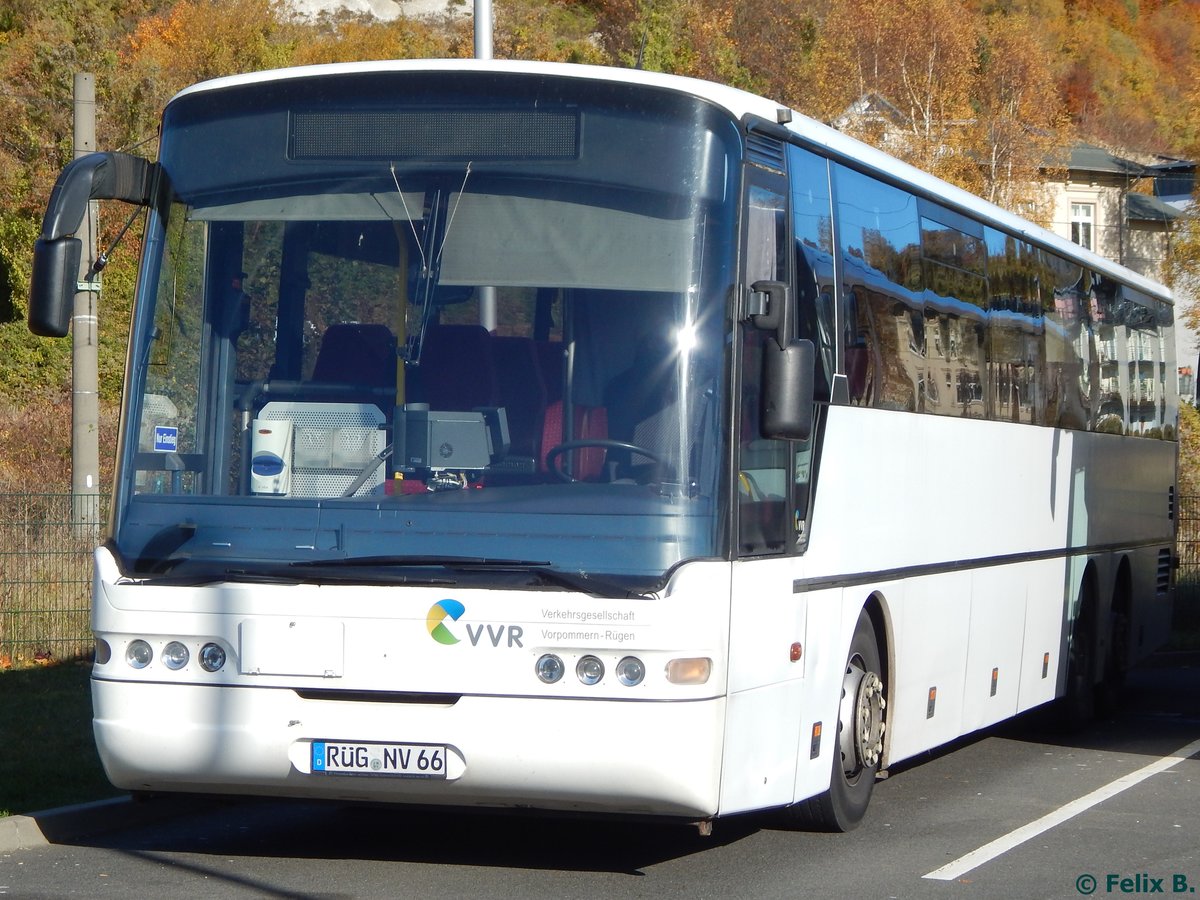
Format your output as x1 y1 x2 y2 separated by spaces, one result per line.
92 678 726 819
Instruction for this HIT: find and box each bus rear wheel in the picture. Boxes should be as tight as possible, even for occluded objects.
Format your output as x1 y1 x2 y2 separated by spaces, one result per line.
779 611 885 831
1059 584 1097 730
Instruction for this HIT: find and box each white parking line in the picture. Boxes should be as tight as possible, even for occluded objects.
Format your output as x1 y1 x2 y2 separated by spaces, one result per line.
923 736 1200 882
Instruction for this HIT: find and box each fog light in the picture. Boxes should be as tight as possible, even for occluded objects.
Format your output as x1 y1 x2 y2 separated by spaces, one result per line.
162 641 190 670
535 653 564 684
666 657 711 685
616 656 645 686
199 642 227 673
94 638 111 665
576 655 604 685
126 639 153 669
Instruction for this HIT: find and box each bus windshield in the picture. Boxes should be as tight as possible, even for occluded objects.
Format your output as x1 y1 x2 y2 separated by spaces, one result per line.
114 71 740 591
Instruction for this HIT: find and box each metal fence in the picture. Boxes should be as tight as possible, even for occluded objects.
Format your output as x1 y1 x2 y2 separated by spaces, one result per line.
1176 494 1200 614
0 491 1197 667
0 492 104 666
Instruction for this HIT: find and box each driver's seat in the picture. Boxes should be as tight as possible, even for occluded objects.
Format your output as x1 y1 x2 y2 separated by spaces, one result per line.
539 402 608 481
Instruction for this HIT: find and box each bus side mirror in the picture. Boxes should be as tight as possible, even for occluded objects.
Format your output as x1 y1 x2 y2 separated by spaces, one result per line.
749 279 816 440
763 337 816 441
29 237 82 337
28 151 156 338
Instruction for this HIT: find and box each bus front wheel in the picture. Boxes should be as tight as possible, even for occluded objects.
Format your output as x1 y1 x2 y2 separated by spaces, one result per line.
779 610 886 831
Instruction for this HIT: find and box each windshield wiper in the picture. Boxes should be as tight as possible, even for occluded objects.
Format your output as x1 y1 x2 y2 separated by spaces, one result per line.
288 555 552 569
132 563 455 588
290 555 647 599
518 566 648 599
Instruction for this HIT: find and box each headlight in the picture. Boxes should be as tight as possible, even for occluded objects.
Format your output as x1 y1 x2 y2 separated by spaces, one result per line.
198 642 227 673
535 654 564 684
576 655 604 686
162 641 190 670
126 639 153 669
616 656 645 687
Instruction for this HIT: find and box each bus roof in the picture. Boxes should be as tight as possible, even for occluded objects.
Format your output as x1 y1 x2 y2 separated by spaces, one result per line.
170 59 1172 305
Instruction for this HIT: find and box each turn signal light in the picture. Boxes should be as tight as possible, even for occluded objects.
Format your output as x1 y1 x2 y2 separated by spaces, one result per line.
665 657 711 685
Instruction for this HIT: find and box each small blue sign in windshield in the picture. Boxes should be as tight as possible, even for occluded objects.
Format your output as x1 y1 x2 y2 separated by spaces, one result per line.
153 426 178 453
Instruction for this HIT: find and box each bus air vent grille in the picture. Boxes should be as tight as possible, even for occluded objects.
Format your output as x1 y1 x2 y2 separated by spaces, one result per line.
1156 548 1172 595
746 132 786 172
290 109 579 161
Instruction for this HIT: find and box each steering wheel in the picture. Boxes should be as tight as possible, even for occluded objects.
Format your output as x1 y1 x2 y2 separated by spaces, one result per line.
544 439 663 483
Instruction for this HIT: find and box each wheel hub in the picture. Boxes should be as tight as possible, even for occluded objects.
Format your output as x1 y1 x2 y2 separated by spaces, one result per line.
838 662 886 777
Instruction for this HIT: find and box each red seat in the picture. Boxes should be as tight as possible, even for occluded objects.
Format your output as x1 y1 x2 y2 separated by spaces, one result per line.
540 401 608 480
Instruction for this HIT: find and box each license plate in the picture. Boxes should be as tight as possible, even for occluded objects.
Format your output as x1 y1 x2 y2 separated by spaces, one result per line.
311 740 448 778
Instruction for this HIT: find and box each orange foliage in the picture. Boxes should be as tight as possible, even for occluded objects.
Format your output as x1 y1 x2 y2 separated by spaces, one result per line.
293 17 451 66
122 0 293 103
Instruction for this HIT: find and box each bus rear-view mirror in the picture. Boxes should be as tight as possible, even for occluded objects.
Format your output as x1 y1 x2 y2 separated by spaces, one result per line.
28 151 156 338
763 337 816 441
28 237 83 337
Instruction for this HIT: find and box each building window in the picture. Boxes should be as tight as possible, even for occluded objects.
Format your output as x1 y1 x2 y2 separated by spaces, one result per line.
1071 202 1095 251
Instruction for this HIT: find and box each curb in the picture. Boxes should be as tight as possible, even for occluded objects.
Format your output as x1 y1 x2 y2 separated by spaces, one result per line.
0 794 220 853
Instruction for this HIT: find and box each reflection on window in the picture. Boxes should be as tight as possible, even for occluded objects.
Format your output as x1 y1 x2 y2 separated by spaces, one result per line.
789 144 836 399
831 167 1174 437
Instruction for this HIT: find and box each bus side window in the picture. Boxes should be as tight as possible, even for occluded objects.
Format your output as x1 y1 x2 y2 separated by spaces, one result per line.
844 287 871 403
788 144 836 400
739 180 792 555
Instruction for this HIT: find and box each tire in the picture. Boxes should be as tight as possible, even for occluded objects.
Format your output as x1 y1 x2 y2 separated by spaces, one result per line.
779 611 885 831
1058 588 1097 730
1096 606 1130 716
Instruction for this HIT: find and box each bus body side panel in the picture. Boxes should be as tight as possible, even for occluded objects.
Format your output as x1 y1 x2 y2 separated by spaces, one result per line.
792 405 1173 772
1017 557 1072 713
719 556 814 815
878 575 972 763
962 566 1027 732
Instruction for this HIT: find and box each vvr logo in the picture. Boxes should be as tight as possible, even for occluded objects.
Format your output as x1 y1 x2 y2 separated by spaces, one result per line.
426 599 465 645
425 600 524 648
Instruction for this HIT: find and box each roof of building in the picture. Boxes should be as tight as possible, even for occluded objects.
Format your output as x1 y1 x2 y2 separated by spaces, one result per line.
1125 191 1183 223
1068 143 1147 177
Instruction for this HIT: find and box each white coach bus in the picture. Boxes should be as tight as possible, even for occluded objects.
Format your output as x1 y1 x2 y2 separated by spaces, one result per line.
29 60 1177 831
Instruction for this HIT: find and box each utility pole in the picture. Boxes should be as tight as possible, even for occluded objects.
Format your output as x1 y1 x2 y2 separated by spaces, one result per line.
474 0 493 60
72 72 101 534
474 0 496 330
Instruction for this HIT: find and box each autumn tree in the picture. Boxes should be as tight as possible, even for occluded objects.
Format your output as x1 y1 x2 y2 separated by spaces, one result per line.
807 0 980 185
726 0 822 109
289 9 452 65
121 0 297 122
490 0 608 64
593 0 753 89
0 0 180 408
970 10 1071 224
0 0 1195 452
1161 48 1200 356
